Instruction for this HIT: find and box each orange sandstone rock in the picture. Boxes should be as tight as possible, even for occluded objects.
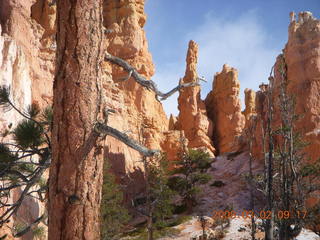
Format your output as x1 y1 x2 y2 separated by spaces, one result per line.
168 114 178 130
243 88 256 123
176 40 215 156
102 0 169 177
0 4 51 238
0 0 55 108
252 12 320 164
161 131 189 163
284 11 320 163
31 0 56 39
205 64 245 154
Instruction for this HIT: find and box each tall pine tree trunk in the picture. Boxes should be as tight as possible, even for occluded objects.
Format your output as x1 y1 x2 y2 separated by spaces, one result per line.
265 79 274 240
49 0 105 239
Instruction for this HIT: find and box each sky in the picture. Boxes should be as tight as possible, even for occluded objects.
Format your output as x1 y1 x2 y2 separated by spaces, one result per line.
144 0 320 116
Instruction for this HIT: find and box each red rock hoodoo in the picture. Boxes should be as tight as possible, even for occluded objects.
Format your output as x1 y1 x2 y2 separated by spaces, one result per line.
205 64 245 154
176 40 215 156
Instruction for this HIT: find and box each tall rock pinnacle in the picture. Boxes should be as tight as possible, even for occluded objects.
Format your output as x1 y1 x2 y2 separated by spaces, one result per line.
176 40 215 155
243 88 257 126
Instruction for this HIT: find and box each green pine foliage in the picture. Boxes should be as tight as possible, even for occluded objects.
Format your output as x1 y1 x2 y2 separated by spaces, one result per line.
0 144 16 172
0 86 11 110
147 154 175 228
0 86 52 233
100 159 130 240
168 149 212 211
13 120 44 149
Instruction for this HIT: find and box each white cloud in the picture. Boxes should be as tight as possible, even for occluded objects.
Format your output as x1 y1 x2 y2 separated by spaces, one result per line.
152 10 280 116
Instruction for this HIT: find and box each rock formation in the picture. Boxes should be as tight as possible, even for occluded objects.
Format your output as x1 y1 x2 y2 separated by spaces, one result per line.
101 0 171 182
251 12 320 165
243 88 256 123
249 13 320 226
176 40 215 156
103 0 153 77
0 3 51 238
0 0 55 108
0 24 32 131
284 11 320 163
251 84 268 160
160 131 188 165
205 64 245 154
1 0 320 236
31 0 56 39
168 114 178 131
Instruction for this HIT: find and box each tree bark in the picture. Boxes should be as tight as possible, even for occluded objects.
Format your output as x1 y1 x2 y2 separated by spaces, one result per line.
49 0 105 239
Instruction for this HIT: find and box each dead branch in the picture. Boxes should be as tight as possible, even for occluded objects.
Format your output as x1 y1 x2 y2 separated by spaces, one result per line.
0 156 49 226
104 53 199 101
94 122 159 157
95 108 159 157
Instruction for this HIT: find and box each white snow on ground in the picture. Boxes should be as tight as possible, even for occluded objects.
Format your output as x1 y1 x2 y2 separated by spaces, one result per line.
159 216 320 240
295 229 320 240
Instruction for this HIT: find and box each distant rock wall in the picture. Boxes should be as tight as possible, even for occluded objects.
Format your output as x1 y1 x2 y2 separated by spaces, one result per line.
0 25 32 131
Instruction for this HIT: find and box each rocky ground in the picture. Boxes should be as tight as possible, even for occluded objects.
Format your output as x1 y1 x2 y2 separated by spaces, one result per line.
196 151 265 215
159 152 320 240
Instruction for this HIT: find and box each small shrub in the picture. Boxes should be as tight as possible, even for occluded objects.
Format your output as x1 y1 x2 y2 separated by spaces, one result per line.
172 203 188 214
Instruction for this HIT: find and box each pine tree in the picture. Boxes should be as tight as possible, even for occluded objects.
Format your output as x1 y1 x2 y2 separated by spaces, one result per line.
148 154 174 228
260 55 320 239
244 115 258 240
134 153 175 240
0 86 52 237
100 159 130 240
273 55 320 239
168 148 212 212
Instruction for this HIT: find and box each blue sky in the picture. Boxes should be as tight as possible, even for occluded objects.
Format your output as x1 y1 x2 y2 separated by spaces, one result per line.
144 0 320 116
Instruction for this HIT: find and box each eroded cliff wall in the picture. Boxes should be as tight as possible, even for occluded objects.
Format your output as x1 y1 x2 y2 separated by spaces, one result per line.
101 1 170 198
285 11 320 163
0 1 51 236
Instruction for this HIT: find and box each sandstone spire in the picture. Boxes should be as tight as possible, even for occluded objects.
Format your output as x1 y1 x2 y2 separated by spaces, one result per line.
176 40 215 155
243 88 257 123
205 64 245 154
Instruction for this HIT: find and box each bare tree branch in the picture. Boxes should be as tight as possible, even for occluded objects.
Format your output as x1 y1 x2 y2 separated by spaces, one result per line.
104 53 199 101
0 157 50 226
94 122 159 157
